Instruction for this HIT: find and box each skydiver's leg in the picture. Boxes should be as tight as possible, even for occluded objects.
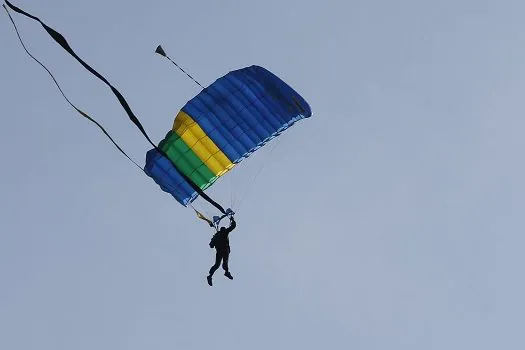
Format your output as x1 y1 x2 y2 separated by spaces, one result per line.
223 253 233 280
222 253 229 272
207 251 223 286
209 251 222 276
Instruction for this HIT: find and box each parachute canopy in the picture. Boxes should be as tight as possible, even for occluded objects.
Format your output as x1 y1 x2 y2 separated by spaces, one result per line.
144 65 312 206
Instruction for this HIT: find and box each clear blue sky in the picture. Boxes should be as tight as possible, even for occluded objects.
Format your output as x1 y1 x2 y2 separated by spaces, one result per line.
2 0 525 349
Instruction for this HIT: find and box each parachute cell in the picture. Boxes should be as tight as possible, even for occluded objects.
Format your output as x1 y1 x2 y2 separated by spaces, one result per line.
144 65 311 206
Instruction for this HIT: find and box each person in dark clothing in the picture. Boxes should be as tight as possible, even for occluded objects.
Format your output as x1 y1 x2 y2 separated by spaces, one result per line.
207 216 236 286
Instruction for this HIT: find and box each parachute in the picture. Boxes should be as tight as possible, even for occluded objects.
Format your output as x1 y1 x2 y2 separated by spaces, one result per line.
144 65 312 208
3 1 312 226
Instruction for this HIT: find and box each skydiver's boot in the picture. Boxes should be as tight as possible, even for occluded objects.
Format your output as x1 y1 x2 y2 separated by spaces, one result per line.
207 275 213 286
224 271 233 280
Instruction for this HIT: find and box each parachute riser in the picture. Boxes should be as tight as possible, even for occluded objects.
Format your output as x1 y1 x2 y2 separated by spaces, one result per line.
212 208 235 229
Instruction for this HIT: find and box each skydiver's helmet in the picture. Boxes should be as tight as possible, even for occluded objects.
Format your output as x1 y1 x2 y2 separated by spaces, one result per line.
220 226 226 232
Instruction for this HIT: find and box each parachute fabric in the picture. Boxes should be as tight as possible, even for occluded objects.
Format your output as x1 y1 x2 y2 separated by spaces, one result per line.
144 65 312 206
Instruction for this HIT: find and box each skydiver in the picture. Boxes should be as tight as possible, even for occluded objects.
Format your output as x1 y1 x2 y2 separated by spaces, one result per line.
207 216 236 286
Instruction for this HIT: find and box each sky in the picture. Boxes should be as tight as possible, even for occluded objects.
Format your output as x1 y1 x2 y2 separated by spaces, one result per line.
1 0 525 349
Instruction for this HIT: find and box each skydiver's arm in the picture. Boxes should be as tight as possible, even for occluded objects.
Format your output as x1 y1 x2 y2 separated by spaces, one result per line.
227 217 236 232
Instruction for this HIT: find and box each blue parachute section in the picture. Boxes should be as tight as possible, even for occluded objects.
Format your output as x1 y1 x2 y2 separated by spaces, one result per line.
181 65 312 162
144 148 199 206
